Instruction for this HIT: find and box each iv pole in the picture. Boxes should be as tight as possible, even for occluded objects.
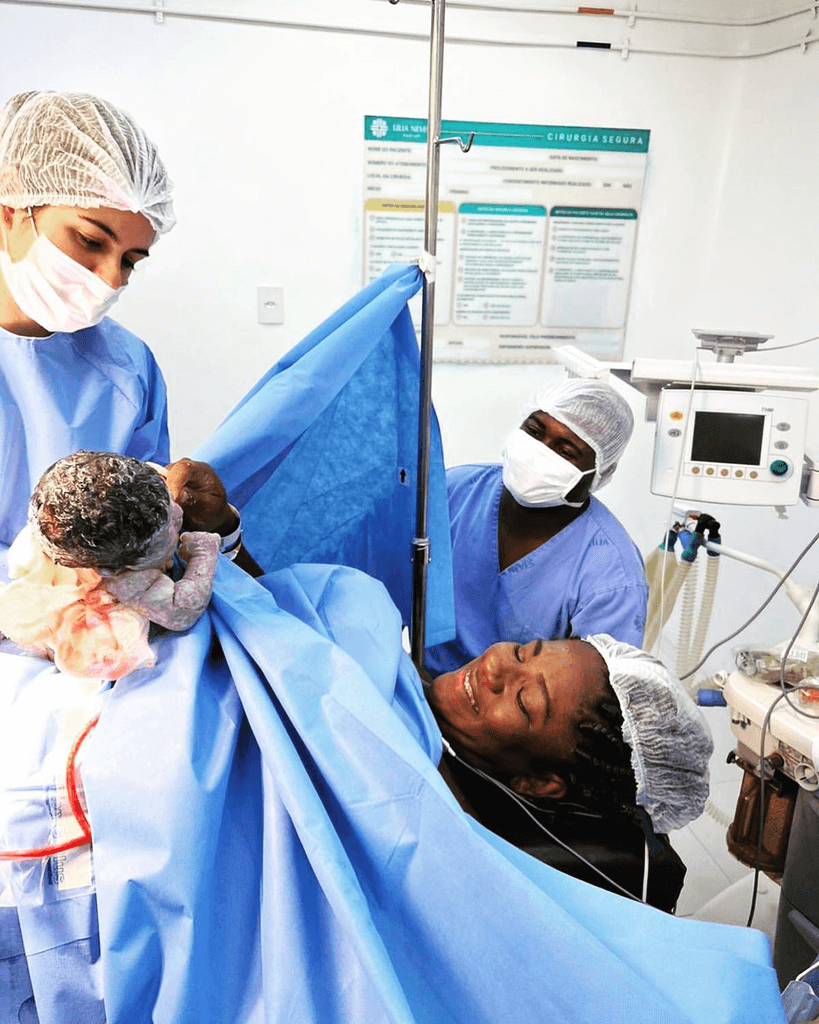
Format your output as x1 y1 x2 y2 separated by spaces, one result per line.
389 0 472 671
397 0 472 671
409 0 447 671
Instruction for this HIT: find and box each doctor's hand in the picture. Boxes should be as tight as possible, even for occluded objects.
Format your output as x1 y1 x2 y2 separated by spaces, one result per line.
164 458 239 537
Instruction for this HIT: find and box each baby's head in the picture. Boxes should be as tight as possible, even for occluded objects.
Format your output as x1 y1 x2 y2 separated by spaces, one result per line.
29 450 182 573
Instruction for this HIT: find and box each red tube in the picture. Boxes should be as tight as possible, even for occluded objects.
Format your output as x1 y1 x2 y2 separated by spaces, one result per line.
0 713 99 861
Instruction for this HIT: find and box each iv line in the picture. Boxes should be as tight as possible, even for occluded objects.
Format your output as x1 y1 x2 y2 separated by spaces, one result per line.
439 736 648 904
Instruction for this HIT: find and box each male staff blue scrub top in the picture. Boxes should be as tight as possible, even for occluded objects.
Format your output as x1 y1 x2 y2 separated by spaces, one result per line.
0 317 170 575
425 463 648 677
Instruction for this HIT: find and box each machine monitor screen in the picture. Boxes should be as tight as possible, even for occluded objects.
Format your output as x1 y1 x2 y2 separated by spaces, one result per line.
690 411 765 465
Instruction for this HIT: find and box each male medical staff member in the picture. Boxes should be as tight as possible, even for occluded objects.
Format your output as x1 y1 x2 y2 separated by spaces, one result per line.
425 378 648 676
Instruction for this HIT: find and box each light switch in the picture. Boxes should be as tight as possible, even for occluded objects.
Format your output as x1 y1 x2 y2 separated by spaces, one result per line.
257 286 284 325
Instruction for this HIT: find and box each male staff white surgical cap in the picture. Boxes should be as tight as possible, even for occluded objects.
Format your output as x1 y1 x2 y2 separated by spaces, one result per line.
585 633 713 833
523 377 634 490
0 91 175 236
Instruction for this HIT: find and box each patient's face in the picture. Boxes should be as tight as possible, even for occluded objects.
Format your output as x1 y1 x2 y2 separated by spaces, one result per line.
427 639 609 775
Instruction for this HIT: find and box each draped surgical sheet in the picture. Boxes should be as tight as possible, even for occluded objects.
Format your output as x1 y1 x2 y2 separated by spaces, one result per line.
1 265 785 1023
198 262 454 647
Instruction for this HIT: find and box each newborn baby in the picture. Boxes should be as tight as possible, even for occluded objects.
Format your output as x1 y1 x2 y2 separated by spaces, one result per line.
0 451 220 678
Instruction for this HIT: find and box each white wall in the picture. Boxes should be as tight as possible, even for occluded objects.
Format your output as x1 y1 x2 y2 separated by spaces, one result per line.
1 0 817 673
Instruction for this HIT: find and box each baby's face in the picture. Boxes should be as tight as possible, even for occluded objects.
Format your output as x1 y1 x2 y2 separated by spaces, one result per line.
139 496 184 570
158 499 185 569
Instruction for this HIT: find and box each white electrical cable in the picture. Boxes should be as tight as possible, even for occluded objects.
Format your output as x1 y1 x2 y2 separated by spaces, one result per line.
641 839 650 903
652 349 702 660
680 527 819 680
755 334 819 354
439 737 647 903
4 0 819 60
392 0 819 29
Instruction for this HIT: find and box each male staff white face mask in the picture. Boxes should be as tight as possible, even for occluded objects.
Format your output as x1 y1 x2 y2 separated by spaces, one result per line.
0 209 124 334
501 428 596 509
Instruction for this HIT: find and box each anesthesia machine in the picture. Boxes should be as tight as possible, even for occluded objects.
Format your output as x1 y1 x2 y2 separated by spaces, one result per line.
557 332 819 985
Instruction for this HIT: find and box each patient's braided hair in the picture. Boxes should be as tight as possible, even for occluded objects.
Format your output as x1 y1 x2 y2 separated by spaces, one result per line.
561 681 638 822
527 640 638 823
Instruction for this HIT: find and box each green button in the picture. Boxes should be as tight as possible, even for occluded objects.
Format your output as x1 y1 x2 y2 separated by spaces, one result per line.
770 459 789 477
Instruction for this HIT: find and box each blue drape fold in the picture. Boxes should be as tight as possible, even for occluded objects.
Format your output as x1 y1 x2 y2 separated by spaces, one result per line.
78 561 783 1024
194 263 454 646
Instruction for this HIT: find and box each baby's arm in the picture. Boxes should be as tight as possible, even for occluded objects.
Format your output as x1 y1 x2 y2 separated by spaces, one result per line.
102 532 220 631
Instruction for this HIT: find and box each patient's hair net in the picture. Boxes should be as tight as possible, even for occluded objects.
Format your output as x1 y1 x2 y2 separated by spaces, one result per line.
0 91 175 235
29 450 173 572
584 633 713 833
524 378 634 490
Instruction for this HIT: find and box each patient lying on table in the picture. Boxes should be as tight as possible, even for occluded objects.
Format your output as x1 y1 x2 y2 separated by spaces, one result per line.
0 450 219 678
427 634 712 836
425 633 712 906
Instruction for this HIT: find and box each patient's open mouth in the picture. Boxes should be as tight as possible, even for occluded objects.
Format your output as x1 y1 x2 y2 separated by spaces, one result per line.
463 670 479 714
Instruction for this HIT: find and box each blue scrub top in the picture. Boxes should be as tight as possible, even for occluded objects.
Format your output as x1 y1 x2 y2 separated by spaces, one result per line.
425 464 649 677
0 317 169 573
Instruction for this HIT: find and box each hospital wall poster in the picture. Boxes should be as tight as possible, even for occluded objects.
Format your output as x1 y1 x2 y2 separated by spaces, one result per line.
363 116 650 363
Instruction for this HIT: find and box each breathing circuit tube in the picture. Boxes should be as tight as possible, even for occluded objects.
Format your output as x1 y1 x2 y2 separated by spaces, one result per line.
645 513 722 684
675 515 722 682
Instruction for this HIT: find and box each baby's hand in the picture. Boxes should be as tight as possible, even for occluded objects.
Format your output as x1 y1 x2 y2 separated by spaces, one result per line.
177 531 220 564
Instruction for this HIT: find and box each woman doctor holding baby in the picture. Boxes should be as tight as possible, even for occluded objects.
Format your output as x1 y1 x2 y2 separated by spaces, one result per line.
0 89 240 573
0 89 248 1021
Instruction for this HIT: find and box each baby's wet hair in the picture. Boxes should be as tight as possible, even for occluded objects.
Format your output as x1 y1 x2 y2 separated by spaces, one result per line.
30 450 170 572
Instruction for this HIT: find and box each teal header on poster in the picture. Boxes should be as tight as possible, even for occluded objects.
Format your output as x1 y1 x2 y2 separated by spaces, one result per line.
364 116 650 153
550 207 638 219
459 203 546 216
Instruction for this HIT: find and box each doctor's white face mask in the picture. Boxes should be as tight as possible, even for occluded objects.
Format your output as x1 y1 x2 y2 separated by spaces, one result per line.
0 211 124 334
501 428 596 509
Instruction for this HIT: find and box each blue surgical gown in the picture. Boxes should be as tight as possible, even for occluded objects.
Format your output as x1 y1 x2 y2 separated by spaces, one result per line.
425 463 649 676
0 315 168 1021
0 317 169 574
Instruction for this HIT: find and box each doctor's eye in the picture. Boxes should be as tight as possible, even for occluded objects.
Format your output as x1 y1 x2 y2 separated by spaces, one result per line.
77 231 103 250
514 644 523 662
